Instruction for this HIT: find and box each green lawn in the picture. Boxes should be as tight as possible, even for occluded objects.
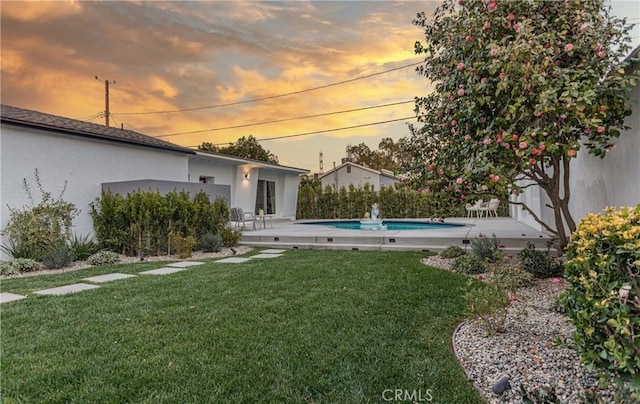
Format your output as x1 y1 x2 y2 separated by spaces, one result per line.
1 250 481 403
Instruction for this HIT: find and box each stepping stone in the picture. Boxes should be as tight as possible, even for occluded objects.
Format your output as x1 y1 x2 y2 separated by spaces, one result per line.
261 249 286 254
166 261 204 268
139 267 188 275
216 257 251 263
83 273 137 283
34 283 100 296
251 253 283 259
0 292 27 304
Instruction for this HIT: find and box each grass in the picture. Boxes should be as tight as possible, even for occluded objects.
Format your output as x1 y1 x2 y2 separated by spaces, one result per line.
1 250 481 403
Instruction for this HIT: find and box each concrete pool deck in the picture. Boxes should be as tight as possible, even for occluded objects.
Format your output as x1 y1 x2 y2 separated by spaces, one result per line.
239 217 553 252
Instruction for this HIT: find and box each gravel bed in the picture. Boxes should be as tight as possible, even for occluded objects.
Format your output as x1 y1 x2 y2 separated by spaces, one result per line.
422 256 619 403
2 246 254 279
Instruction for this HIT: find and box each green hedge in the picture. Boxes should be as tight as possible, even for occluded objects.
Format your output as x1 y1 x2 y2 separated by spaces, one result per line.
296 183 504 219
90 189 231 256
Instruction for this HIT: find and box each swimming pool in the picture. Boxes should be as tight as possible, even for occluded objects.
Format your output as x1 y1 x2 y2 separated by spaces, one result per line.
298 220 465 230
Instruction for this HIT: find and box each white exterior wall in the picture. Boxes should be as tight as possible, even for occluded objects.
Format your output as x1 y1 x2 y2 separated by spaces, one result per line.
0 126 189 258
568 83 640 220
321 165 381 191
188 158 236 185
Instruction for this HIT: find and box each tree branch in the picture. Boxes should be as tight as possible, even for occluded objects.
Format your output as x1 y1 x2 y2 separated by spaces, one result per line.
508 200 558 235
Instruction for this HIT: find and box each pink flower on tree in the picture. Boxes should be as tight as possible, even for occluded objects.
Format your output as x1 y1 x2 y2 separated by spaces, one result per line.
490 48 498 56
598 51 606 58
451 120 458 126
487 1 497 13
457 89 465 96
480 77 488 84
457 62 465 70
502 142 510 149
464 134 472 140
564 43 574 52
529 158 537 165
499 72 506 80
567 149 577 157
483 21 490 30
507 13 516 21
456 177 463 184
519 141 528 149
465 35 473 42
597 126 605 133
483 138 491 145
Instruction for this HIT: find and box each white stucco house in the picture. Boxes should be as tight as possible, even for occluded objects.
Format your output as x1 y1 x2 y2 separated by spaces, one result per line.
511 45 640 232
0 104 308 258
319 160 401 191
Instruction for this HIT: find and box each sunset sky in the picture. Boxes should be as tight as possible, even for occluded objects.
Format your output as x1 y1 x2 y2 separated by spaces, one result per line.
2 1 638 171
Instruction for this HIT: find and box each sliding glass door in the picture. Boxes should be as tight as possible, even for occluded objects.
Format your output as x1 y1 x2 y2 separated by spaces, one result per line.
255 179 276 215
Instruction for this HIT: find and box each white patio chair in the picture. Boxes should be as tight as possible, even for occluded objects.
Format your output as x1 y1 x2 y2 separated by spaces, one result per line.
465 199 483 217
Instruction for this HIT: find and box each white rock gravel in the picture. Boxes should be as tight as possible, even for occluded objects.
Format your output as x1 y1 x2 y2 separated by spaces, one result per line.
2 246 253 279
422 255 619 403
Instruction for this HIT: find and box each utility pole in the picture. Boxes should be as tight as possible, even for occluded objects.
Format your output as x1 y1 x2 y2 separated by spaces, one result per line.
95 76 116 126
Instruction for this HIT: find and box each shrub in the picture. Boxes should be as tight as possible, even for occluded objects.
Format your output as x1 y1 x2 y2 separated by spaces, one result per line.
220 227 241 248
171 233 197 259
518 242 564 278
1 169 77 261
563 205 640 384
70 234 101 261
87 251 120 266
439 245 467 259
453 254 486 275
0 258 42 275
489 264 533 295
41 243 74 269
471 234 501 262
198 232 223 253
465 281 510 335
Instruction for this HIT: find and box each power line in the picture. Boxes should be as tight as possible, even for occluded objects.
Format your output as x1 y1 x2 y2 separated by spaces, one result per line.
156 100 414 138
114 60 422 116
188 115 417 147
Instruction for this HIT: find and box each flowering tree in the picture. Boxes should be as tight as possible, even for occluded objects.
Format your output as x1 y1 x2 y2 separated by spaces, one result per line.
406 0 638 249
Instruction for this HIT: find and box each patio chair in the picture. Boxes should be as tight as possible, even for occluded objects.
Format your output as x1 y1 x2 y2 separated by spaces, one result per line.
479 199 500 218
465 199 483 217
231 207 257 230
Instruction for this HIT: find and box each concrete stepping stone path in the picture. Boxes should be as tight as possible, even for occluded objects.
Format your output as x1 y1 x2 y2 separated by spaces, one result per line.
0 292 27 303
250 253 283 259
216 257 252 263
260 249 286 254
82 273 137 283
139 267 188 275
166 261 205 268
34 283 100 296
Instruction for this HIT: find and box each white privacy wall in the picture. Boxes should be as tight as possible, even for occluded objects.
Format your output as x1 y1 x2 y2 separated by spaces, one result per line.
0 126 189 258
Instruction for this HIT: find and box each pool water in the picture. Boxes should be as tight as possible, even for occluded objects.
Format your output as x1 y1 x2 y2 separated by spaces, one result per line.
299 220 465 230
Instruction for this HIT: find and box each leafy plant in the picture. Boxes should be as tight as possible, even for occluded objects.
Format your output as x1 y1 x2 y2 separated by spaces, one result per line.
453 254 485 275
518 242 564 278
489 264 533 296
1 169 78 261
439 245 467 259
519 385 561 403
471 234 501 262
220 227 241 248
465 280 509 335
563 205 640 384
41 243 74 269
70 234 101 261
87 251 121 266
198 232 223 253
171 232 197 259
0 258 42 275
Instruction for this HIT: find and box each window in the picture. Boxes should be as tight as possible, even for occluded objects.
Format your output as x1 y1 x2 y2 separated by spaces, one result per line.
255 180 276 214
199 176 214 184
346 165 351 174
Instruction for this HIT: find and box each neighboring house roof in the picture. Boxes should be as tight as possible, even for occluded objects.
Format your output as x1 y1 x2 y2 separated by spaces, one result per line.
318 161 401 180
0 104 194 155
194 150 309 174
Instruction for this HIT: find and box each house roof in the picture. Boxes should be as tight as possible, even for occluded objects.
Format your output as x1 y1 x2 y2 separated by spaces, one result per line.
194 150 309 174
318 161 401 180
0 104 195 155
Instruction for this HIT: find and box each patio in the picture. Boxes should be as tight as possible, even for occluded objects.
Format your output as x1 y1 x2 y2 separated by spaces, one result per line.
239 217 553 253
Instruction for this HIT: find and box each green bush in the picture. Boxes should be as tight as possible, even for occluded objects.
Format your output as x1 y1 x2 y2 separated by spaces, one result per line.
198 232 223 253
220 227 241 248
1 169 77 261
453 254 486 275
70 234 101 261
563 205 640 384
171 233 197 259
465 281 510 335
489 264 533 295
41 243 74 269
471 234 501 262
87 251 120 266
439 245 467 259
518 242 564 279
0 258 42 275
